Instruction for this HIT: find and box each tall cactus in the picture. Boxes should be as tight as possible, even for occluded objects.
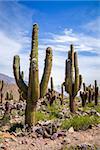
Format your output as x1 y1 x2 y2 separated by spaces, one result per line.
50 77 54 91
94 80 99 105
13 24 52 126
0 80 4 103
64 44 82 113
80 83 88 107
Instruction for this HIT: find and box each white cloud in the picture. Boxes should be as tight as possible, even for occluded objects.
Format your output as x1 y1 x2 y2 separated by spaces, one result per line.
83 16 100 34
0 31 22 76
0 2 99 92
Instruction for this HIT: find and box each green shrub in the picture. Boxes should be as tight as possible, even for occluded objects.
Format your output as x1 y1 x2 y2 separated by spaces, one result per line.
95 105 100 113
61 115 100 131
35 111 48 121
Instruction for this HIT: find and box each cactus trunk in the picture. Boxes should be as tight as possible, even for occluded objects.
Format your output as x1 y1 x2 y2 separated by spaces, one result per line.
69 95 75 113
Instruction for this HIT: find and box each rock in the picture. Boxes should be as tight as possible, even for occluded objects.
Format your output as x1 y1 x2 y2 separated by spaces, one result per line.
21 139 28 144
76 143 96 150
58 112 64 119
68 127 74 133
62 137 71 144
35 127 44 136
96 112 100 117
51 133 58 140
57 131 66 136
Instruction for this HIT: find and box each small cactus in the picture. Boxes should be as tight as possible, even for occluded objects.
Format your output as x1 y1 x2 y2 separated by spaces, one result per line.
64 45 82 113
5 91 13 100
0 80 4 103
60 83 64 105
94 80 99 105
80 83 88 107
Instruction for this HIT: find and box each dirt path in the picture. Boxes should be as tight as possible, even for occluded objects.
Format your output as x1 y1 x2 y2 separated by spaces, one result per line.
0 125 100 150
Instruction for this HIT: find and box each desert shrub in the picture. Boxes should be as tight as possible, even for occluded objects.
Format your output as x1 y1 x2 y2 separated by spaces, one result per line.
0 113 10 126
18 110 25 116
35 111 48 121
9 123 24 133
61 115 100 131
95 105 100 113
87 103 95 107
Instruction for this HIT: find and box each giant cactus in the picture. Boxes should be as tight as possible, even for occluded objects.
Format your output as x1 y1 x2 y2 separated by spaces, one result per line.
64 44 82 113
13 24 52 126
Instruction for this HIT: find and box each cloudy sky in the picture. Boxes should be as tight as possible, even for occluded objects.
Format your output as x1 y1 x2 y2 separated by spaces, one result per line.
0 1 100 90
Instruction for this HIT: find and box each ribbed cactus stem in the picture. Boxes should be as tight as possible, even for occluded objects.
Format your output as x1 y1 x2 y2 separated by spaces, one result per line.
61 83 64 105
80 83 87 107
64 44 82 113
13 56 28 97
94 80 99 105
0 80 4 103
40 47 52 98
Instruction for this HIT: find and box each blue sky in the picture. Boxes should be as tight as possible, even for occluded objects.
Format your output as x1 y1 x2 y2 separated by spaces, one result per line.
0 1 100 90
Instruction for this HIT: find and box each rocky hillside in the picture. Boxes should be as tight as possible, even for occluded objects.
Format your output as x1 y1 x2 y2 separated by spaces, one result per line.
0 73 15 84
0 73 19 102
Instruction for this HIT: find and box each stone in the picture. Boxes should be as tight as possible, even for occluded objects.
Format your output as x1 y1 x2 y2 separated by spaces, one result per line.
68 127 74 133
51 133 58 140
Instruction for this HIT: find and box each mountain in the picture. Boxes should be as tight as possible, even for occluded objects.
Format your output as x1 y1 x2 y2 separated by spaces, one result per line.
0 73 15 84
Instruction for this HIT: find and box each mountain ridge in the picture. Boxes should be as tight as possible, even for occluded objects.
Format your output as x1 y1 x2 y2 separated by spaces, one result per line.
0 73 15 84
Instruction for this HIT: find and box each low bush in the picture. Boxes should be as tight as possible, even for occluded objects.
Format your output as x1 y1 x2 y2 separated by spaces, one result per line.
61 115 100 131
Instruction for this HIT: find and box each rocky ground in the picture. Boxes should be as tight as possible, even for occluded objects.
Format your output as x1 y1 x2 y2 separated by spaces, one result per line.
0 124 100 150
0 95 100 150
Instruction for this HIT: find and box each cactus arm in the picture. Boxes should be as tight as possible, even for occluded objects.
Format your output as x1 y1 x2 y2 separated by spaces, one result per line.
70 45 74 83
65 59 72 94
13 55 28 97
79 75 82 90
40 47 52 98
74 52 79 96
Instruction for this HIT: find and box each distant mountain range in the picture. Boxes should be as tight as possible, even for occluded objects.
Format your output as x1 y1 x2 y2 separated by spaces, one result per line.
0 73 15 84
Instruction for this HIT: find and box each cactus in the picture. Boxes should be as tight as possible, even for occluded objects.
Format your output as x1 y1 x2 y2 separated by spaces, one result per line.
13 24 52 126
50 77 54 91
18 71 25 101
80 83 88 107
86 85 94 103
64 44 82 113
94 80 99 105
0 80 4 103
5 91 13 100
60 83 64 105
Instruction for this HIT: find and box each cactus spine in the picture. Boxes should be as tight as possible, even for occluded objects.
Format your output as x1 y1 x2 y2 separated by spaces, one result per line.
0 80 4 103
64 45 82 113
13 24 52 126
